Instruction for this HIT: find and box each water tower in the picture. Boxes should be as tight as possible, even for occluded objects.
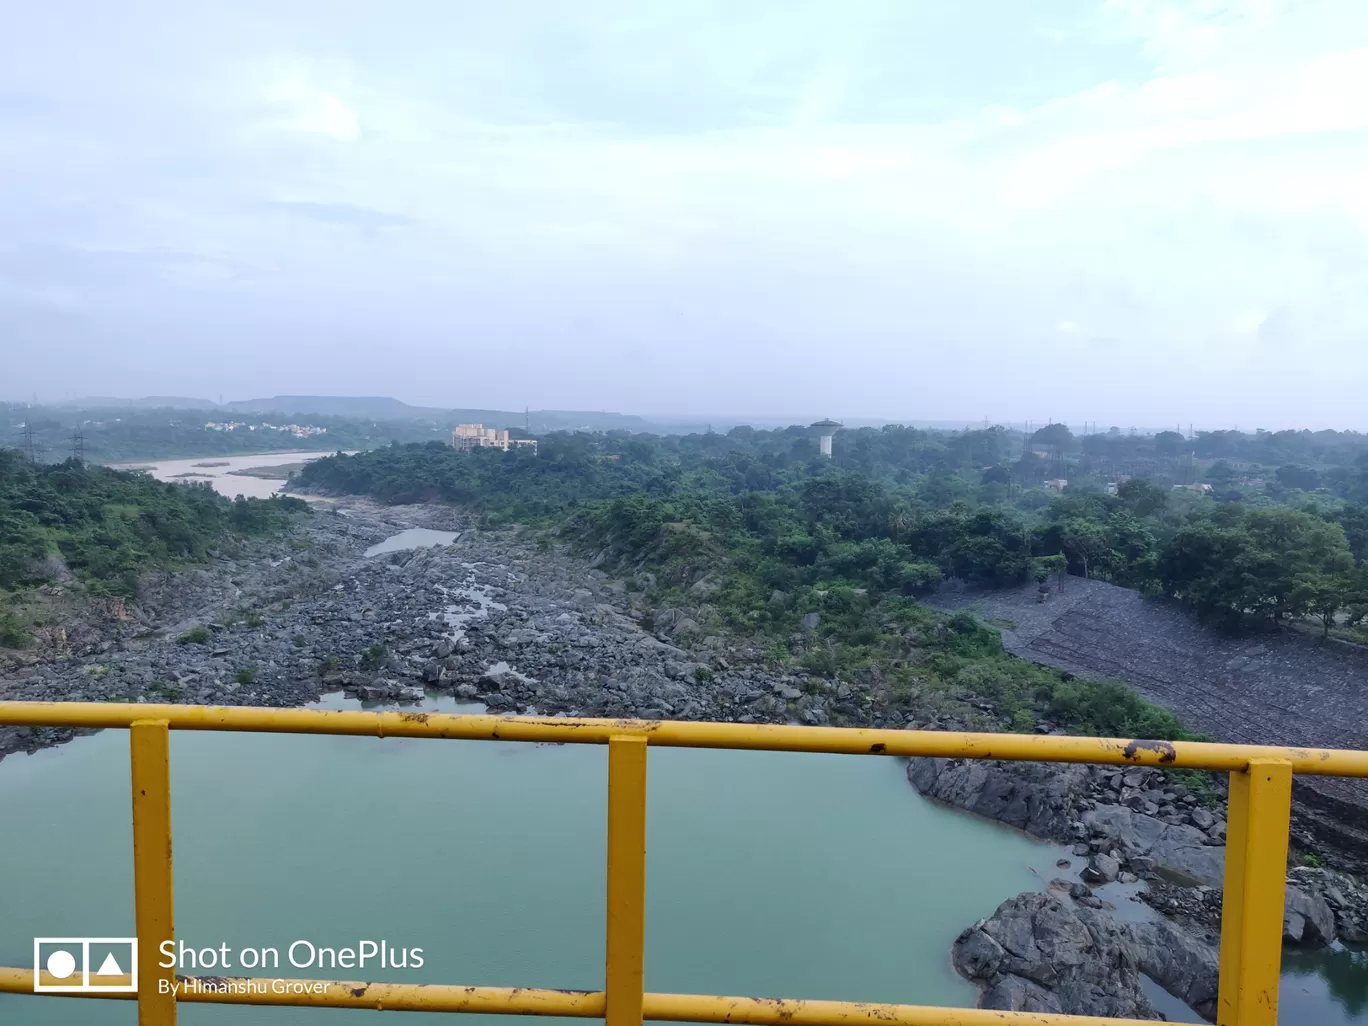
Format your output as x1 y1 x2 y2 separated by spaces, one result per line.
810 419 842 458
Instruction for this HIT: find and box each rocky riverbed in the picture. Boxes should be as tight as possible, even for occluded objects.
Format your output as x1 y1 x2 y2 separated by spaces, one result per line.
0 501 893 759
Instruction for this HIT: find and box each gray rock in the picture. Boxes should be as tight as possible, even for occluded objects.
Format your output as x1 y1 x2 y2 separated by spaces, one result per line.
979 973 1062 1013
908 758 1092 840
800 612 821 630
1284 885 1337 946
1081 854 1120 884
1081 804 1225 886
954 892 1217 1021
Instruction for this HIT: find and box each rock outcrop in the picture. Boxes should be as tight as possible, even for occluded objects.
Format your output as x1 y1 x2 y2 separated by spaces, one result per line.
1081 804 1224 887
917 754 1368 962
1285 866 1368 944
953 892 1218 1021
908 758 1227 884
907 757 1092 840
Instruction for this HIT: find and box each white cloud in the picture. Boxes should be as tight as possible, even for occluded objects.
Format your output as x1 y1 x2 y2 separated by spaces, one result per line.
263 69 360 141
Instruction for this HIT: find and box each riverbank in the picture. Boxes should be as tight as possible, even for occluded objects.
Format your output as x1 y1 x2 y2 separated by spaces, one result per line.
931 577 1368 876
910 754 1368 1018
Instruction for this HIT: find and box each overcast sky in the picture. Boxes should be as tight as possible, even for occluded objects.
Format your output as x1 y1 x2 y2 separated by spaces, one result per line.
3 1 1367 429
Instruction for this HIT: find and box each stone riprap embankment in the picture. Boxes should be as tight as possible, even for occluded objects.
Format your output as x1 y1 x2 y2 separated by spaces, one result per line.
931 577 1368 872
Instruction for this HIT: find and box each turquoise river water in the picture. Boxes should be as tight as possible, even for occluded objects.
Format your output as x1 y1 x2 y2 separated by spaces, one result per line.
0 692 1360 1024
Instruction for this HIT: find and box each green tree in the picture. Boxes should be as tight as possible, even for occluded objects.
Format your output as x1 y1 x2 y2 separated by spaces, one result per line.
1058 518 1108 579
1032 423 1074 450
1162 507 1353 621
1154 431 1188 456
1032 554 1069 584
1276 465 1321 491
1116 478 1169 517
1206 461 1238 487
1291 571 1353 637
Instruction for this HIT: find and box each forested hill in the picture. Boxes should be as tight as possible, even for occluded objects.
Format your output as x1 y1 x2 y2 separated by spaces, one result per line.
7 400 654 463
293 429 1368 643
0 449 305 647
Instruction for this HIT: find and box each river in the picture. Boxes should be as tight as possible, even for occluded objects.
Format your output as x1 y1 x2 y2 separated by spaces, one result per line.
0 688 1171 1025
108 451 338 500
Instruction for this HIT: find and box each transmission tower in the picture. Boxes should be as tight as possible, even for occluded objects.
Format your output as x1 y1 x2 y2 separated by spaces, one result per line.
71 427 85 461
20 420 38 462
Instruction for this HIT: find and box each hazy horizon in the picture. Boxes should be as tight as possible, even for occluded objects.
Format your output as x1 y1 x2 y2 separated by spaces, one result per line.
3 390 1343 438
4 2 1367 428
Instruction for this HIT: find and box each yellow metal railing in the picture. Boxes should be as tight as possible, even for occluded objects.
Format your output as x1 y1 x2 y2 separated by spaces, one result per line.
2 703 1363 1025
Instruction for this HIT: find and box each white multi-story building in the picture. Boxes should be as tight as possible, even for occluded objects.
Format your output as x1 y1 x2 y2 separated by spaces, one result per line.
451 424 538 454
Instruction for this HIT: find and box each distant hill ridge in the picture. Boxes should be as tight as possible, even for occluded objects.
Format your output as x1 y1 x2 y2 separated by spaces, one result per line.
54 395 651 432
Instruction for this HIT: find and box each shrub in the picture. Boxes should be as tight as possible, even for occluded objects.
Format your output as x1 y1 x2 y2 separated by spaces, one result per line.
1044 679 1187 740
318 654 342 676
233 667 256 685
0 610 29 649
693 665 715 684
359 643 387 671
177 626 210 645
291 635 308 648
146 681 183 701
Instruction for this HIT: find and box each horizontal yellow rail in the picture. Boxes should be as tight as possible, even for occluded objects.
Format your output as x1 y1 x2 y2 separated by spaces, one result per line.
0 700 1331 1025
0 969 1171 1024
2 700 1366 774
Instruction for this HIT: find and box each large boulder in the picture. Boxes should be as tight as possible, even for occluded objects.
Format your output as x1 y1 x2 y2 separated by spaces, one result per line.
1081 804 1225 886
1284 885 1337 946
953 892 1218 1021
1081 854 1120 884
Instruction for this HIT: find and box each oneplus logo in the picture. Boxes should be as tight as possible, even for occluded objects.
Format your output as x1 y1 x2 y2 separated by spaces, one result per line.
33 938 138 993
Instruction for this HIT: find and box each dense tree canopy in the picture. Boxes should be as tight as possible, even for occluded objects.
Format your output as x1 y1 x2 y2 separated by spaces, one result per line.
0 449 305 598
295 429 1368 639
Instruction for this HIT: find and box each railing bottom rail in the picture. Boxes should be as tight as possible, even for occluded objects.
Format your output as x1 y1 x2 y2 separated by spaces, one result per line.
0 970 1179 1024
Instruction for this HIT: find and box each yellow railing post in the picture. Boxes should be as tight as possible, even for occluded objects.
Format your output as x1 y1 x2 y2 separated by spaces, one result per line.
1217 758 1291 1026
605 735 648 1026
131 720 176 1026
